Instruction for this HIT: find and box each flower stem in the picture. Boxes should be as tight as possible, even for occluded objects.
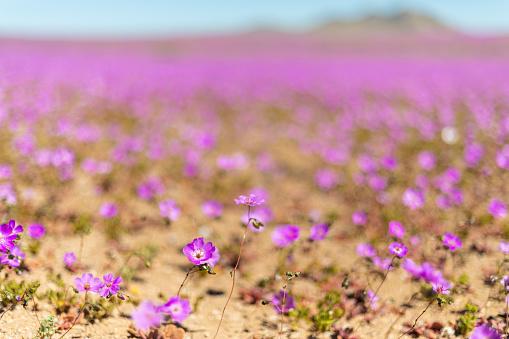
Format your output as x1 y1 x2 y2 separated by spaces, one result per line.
59 291 88 339
398 298 434 338
213 206 250 339
279 282 288 339
369 256 396 308
177 266 198 297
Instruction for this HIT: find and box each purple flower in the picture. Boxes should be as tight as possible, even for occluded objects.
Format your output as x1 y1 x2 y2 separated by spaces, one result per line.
74 273 103 293
373 256 393 270
402 258 422 278
499 241 509 255
357 154 378 173
132 301 163 331
352 211 367 226
388 242 408 258
464 143 483 167
204 247 221 268
309 223 329 241
418 151 436 171
0 184 16 205
356 243 376 258
217 153 248 171
496 145 509 170
488 199 507 219
442 232 462 252
367 289 379 309
420 262 445 285
182 237 216 266
64 252 77 268
388 221 405 239
201 200 223 219
315 169 339 191
381 155 397 170
99 202 118 218
402 188 425 210
159 199 181 222
159 296 191 323
100 273 122 298
470 324 501 339
431 280 452 295
271 225 300 248
137 177 164 200
500 275 509 291
27 223 45 239
272 290 295 314
0 246 25 267
234 194 265 207
0 220 23 252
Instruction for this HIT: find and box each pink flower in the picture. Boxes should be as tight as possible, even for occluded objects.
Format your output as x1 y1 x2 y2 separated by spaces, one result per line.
132 301 163 331
74 273 103 293
234 194 264 207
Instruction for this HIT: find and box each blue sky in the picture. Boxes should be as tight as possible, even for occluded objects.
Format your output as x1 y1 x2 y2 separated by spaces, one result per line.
0 0 508 38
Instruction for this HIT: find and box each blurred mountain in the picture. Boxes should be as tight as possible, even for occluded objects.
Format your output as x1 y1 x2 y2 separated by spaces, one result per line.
311 11 455 36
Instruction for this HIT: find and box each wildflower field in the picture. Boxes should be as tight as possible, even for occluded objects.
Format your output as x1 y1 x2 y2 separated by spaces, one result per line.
1 34 509 339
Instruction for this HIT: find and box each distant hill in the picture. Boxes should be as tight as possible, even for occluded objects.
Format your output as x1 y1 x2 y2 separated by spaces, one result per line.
311 11 456 36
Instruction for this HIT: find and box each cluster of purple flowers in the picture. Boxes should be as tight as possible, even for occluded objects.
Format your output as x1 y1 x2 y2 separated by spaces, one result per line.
132 296 191 331
0 220 25 268
74 272 123 298
402 259 452 295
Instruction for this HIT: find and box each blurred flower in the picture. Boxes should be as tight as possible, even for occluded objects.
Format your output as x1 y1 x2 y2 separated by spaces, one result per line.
352 211 367 226
315 168 339 191
309 223 329 241
272 225 300 248
132 301 163 331
0 246 25 267
137 177 164 200
99 202 118 219
234 194 264 207
388 242 408 258
418 151 436 171
243 206 273 233
357 243 376 258
464 143 484 167
64 252 77 268
217 153 248 171
201 200 223 219
442 232 462 252
159 296 191 323
388 221 405 239
159 199 180 222
499 241 509 255
27 223 45 239
402 188 425 210
469 324 501 339
272 290 295 314
496 145 509 170
367 289 379 309
488 199 507 219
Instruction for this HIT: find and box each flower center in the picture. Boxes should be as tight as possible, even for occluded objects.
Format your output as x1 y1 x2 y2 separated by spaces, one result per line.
193 249 205 259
